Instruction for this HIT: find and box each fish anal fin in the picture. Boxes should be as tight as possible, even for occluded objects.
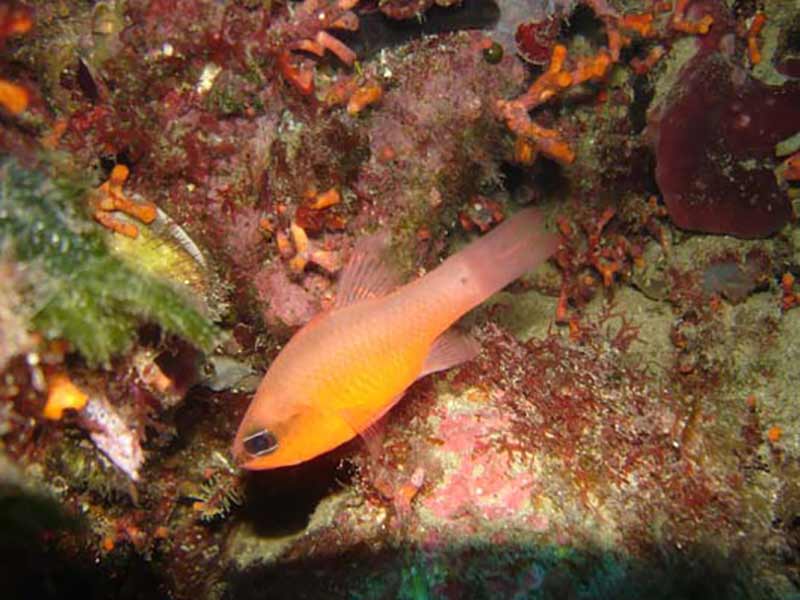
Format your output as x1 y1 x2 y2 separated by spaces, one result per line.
335 232 403 308
419 329 480 378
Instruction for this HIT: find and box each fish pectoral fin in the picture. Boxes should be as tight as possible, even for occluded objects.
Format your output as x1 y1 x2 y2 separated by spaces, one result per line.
335 232 404 308
338 391 406 456
419 328 480 378
338 394 401 436
358 419 387 460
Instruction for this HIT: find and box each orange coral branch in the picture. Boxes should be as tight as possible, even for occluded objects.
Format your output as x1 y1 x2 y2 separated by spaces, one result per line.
497 42 615 166
44 371 89 420
0 5 32 115
0 79 28 114
524 121 575 164
0 4 32 42
278 51 315 95
315 31 356 65
310 187 341 209
347 83 383 115
515 44 573 110
781 273 800 312
619 13 656 37
783 152 800 181
631 46 666 75
672 0 713 35
93 165 157 239
274 0 360 94
746 12 767 66
498 1 712 168
289 221 310 273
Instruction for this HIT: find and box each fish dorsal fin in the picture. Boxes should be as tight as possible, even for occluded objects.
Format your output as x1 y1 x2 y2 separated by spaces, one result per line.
419 328 481 378
335 232 402 309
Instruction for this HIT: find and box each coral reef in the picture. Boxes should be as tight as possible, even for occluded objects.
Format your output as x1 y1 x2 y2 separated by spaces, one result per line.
0 0 799 598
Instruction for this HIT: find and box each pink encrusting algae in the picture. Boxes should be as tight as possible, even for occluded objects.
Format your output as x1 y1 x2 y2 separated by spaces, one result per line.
420 399 540 525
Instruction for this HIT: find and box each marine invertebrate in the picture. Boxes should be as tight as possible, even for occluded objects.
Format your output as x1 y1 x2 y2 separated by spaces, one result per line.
745 12 767 66
514 14 560 65
671 0 714 35
78 389 145 481
346 83 383 115
497 0 722 167
780 273 800 312
630 45 666 75
91 165 157 239
4 1 799 597
767 425 782 444
0 3 31 115
0 78 27 115
43 371 89 420
782 152 800 181
186 455 245 523
268 0 360 95
552 202 645 327
496 43 612 165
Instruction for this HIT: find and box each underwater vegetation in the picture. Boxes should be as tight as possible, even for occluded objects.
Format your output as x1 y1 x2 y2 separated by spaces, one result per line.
0 159 218 365
0 0 799 598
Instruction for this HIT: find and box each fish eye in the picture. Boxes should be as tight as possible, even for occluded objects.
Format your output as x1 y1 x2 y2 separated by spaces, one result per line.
242 429 279 456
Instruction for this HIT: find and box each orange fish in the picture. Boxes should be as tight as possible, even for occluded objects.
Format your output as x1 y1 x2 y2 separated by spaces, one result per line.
232 208 557 469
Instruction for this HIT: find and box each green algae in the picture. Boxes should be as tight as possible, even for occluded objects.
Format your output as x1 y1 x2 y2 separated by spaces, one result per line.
0 159 218 365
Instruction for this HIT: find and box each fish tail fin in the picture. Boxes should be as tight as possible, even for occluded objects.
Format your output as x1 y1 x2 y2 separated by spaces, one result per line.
455 207 558 308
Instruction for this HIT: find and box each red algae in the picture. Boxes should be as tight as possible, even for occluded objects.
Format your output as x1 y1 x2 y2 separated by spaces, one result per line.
652 52 800 237
449 321 741 542
379 0 435 20
515 15 561 66
254 264 319 330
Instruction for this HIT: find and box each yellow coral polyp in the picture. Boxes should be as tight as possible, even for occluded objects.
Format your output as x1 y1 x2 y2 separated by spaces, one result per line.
44 372 89 420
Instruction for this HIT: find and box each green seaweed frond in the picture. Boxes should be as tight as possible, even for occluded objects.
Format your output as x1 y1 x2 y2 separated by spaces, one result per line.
0 159 218 365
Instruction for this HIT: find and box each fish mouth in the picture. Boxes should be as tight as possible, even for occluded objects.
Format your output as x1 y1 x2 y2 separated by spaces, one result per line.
230 435 250 469
239 456 268 470
232 444 305 471
236 453 279 471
